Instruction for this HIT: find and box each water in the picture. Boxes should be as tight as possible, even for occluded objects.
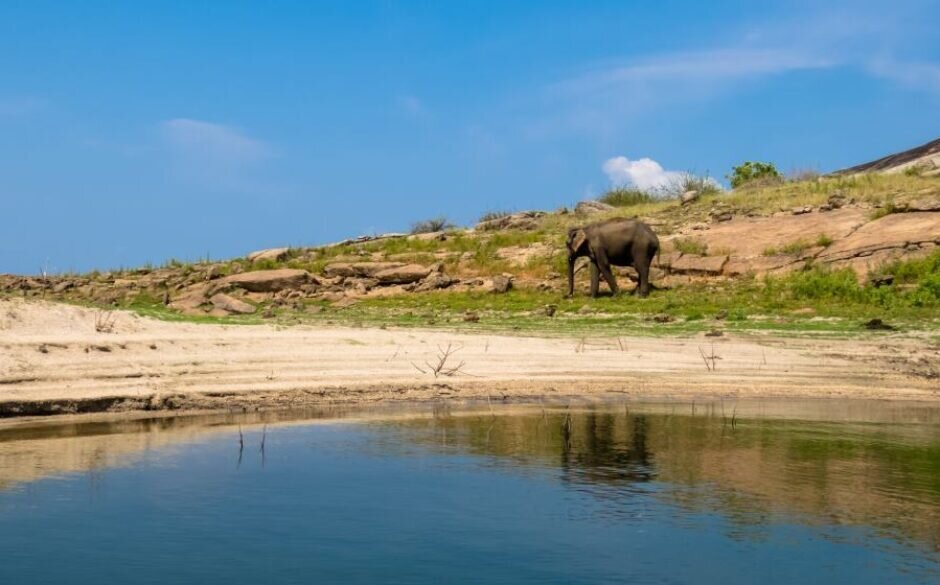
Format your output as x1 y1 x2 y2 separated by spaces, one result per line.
1 400 939 584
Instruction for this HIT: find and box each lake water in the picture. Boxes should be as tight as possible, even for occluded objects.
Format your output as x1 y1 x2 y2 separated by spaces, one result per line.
1 400 938 584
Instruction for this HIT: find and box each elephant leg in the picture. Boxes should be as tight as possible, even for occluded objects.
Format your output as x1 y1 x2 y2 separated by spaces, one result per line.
595 251 619 296
636 256 651 298
590 262 600 298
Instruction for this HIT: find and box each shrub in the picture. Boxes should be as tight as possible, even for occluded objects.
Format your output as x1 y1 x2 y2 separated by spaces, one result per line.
411 217 453 234
778 267 866 302
598 187 654 207
815 234 834 247
728 161 783 189
677 173 722 197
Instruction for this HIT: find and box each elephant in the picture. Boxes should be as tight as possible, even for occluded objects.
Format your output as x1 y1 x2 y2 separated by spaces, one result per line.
566 218 660 298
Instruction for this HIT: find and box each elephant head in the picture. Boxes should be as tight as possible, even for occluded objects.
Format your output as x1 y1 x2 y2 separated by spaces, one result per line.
566 228 589 297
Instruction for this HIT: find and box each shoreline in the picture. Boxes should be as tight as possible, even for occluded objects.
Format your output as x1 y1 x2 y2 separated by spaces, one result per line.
1 298 938 420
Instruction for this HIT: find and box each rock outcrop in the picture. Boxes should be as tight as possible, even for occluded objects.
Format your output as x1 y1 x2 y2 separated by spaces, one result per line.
247 247 290 263
219 269 312 292
834 137 940 177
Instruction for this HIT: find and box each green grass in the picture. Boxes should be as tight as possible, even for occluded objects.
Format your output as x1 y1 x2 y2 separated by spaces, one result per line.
763 239 812 256
598 187 655 207
673 238 709 255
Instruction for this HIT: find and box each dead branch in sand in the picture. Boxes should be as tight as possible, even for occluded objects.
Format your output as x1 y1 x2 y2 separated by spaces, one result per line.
94 310 117 333
412 343 466 378
699 344 722 371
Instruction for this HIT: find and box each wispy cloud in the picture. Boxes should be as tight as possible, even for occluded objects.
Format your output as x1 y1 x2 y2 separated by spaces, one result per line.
867 59 940 95
396 94 427 117
527 2 940 139
161 118 272 163
160 118 274 191
551 48 834 97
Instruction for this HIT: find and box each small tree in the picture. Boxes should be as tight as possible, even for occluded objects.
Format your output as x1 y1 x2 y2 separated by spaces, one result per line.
727 161 782 189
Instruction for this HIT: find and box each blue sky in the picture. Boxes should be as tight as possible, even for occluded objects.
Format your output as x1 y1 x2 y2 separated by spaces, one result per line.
2 1 939 274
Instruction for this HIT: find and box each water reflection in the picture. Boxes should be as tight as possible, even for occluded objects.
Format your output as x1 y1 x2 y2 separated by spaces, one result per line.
371 404 940 552
1 399 939 578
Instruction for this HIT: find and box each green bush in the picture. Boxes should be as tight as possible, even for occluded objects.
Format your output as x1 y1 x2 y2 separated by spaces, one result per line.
598 187 654 207
728 161 783 189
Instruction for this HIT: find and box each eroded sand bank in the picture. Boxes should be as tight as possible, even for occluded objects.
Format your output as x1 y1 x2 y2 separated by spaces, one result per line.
0 298 937 416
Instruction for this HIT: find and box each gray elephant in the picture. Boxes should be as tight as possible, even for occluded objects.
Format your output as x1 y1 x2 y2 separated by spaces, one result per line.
566 218 660 298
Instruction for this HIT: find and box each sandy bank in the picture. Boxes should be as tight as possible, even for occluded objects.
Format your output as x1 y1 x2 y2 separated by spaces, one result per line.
0 298 937 417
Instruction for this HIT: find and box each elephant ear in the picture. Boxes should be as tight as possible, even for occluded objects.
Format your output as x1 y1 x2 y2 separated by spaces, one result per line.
570 229 587 253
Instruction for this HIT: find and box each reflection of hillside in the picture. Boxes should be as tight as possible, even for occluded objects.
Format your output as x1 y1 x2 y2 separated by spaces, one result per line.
381 409 940 551
0 408 352 490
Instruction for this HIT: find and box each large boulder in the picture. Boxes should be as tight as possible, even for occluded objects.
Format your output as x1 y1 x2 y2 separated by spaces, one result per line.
247 247 290 263
373 264 433 284
220 269 311 292
210 293 256 315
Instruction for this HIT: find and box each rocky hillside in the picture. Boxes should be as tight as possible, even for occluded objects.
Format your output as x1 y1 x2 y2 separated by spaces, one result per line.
835 137 940 177
1 170 939 321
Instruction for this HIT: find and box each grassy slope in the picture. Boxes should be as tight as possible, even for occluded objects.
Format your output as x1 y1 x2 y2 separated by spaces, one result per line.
16 173 940 339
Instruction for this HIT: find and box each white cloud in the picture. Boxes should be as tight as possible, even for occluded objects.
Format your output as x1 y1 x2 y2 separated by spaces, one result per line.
602 156 683 192
161 118 271 163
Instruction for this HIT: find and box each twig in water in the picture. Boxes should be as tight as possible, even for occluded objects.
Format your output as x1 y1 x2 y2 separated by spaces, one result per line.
237 426 244 468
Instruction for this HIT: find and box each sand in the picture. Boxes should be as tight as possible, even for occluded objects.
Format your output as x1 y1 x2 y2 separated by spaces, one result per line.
0 297 937 417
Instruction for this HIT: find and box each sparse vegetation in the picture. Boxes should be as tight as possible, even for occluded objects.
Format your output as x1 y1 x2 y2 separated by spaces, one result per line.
787 168 822 182
598 187 654 207
816 234 834 247
411 217 453 234
478 210 511 223
673 238 709 256
763 239 811 256
677 173 722 197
